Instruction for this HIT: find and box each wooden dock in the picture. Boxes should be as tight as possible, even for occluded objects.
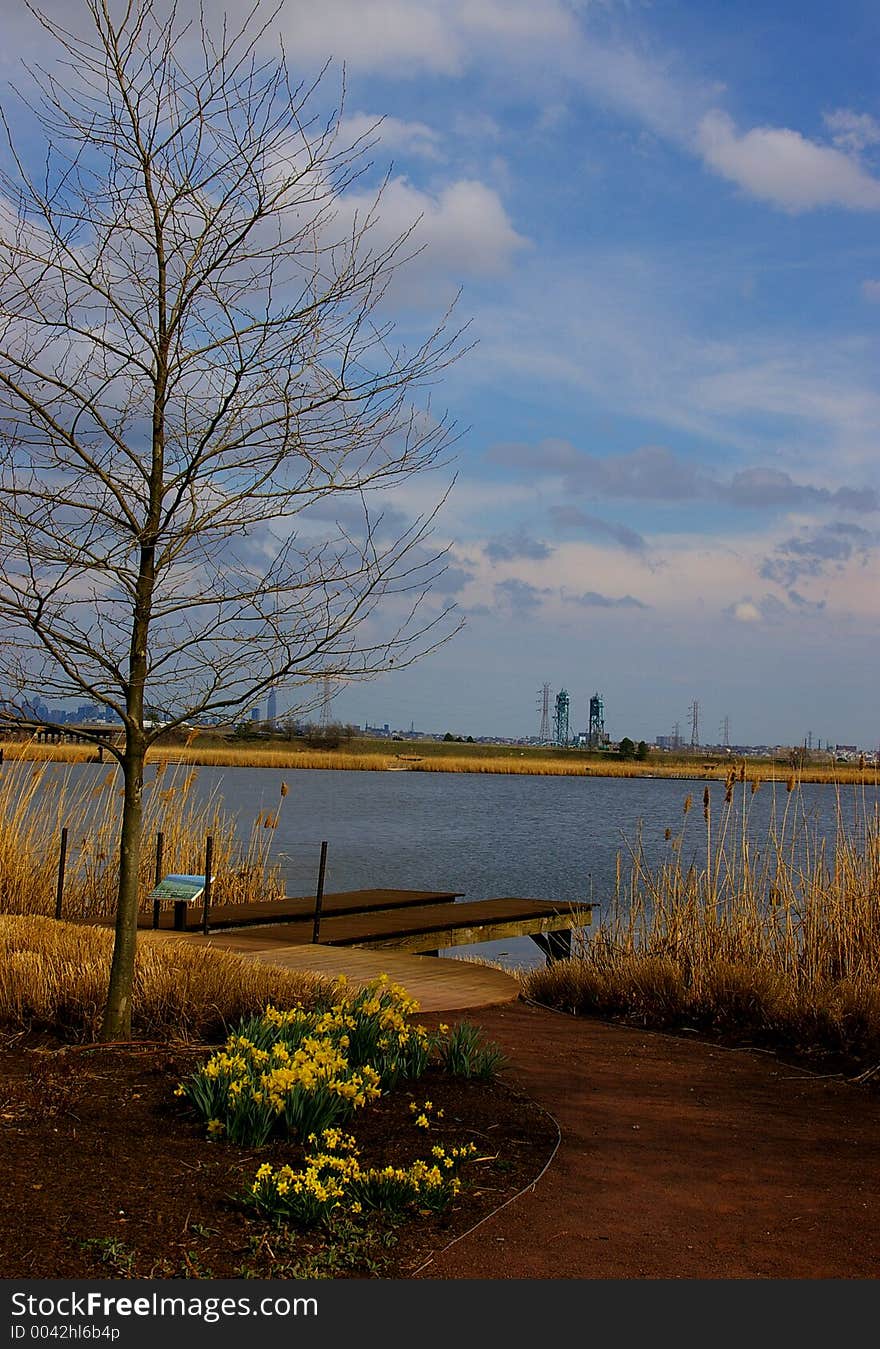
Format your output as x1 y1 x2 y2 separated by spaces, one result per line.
140 887 593 961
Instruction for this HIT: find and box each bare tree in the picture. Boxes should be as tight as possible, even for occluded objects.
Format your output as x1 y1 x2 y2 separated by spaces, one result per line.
0 0 465 1038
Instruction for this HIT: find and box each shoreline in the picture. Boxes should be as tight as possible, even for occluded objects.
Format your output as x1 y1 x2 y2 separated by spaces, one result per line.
3 740 878 787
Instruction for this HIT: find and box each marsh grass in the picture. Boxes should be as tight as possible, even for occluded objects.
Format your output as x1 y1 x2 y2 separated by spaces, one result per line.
522 770 880 1065
0 915 335 1040
0 757 287 919
6 738 877 784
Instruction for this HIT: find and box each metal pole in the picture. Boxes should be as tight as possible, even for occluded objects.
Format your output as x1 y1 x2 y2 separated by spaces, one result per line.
152 831 164 929
201 834 213 936
54 827 68 920
312 841 328 943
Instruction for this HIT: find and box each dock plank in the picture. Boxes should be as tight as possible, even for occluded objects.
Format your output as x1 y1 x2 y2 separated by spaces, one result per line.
134 887 464 932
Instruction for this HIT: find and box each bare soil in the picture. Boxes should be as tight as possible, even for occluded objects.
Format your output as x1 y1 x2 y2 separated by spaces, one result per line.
0 1027 556 1280
4 1001 879 1281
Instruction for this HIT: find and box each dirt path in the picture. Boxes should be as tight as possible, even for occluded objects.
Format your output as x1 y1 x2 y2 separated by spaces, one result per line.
415 1002 880 1279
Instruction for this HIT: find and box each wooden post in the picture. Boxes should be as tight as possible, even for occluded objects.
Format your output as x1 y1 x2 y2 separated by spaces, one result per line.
54 827 68 920
151 832 164 929
312 841 328 943
201 835 214 936
530 928 572 965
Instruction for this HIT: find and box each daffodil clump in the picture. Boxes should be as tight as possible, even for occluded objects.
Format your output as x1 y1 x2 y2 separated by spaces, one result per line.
246 1127 479 1226
176 1023 382 1146
177 976 434 1145
338 974 433 1088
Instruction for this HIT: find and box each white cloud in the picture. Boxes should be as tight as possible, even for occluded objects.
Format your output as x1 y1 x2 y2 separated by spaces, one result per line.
823 109 880 155
697 111 880 212
343 176 529 288
340 112 444 161
267 0 578 78
277 1 464 76
732 600 761 623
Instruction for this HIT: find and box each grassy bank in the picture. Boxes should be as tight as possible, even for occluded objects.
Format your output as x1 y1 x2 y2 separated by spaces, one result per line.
4 735 877 786
0 915 334 1039
521 770 880 1073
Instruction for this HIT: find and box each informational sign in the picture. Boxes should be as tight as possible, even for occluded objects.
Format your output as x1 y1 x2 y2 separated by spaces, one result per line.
147 874 207 905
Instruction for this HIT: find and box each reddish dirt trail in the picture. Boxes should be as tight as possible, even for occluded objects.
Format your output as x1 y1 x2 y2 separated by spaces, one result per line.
415 1002 880 1279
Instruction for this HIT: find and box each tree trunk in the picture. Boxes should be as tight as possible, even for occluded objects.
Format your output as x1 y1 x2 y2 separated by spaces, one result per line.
100 743 145 1040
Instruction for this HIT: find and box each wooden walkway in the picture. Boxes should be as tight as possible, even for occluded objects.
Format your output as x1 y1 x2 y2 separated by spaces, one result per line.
152 931 521 1012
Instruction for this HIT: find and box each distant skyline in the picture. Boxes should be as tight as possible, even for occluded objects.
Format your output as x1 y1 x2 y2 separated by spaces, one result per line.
5 1 880 747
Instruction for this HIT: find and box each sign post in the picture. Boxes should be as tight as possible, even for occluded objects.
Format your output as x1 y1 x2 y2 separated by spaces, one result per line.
146 874 210 932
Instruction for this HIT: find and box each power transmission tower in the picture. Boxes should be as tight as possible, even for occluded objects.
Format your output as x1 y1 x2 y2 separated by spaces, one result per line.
689 699 700 749
553 689 570 747
538 683 551 743
320 673 333 728
721 715 730 749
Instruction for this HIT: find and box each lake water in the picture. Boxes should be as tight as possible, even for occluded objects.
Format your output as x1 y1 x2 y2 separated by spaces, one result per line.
29 761 880 972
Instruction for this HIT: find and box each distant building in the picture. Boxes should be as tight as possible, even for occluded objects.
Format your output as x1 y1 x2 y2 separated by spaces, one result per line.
267 689 277 725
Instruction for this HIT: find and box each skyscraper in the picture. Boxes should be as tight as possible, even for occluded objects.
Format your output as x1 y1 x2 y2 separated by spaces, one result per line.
267 688 277 725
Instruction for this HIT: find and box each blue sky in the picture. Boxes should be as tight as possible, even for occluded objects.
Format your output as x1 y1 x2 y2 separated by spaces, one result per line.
6 1 880 747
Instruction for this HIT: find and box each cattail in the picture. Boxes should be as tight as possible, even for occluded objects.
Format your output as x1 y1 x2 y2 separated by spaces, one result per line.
786 774 796 793
703 786 710 820
683 794 693 815
739 762 746 782
664 827 671 841
280 782 289 797
751 778 760 795
725 782 733 804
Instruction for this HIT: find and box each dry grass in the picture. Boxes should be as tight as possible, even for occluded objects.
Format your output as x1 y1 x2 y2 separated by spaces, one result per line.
0 916 336 1040
150 747 399 772
522 771 880 1067
0 758 287 919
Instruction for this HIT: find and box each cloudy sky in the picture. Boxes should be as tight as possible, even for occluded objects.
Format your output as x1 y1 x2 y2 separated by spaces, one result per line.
6 0 880 747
